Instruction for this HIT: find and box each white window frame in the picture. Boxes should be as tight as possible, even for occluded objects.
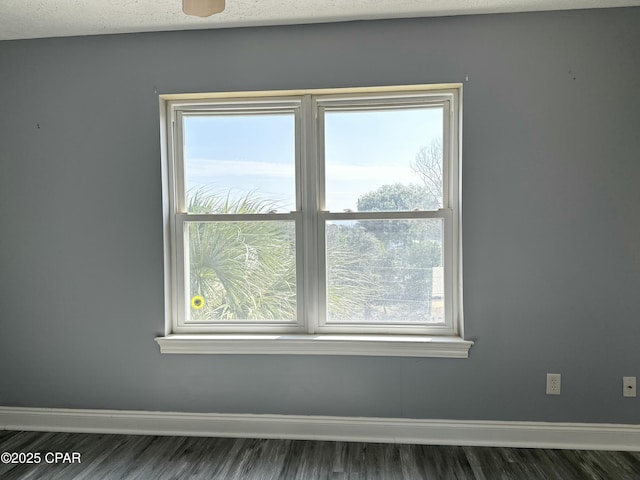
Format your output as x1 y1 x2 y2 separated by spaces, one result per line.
170 99 306 334
156 84 472 357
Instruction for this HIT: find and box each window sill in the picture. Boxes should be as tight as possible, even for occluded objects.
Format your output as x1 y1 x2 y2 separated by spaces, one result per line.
154 334 473 358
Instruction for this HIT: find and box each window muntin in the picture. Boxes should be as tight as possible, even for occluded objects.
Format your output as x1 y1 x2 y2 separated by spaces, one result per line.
165 87 461 337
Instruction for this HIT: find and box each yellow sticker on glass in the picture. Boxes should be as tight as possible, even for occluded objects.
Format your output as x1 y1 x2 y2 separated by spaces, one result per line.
191 295 205 309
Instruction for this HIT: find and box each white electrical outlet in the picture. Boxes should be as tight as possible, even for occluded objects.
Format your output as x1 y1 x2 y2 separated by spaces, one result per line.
623 377 636 398
546 373 561 395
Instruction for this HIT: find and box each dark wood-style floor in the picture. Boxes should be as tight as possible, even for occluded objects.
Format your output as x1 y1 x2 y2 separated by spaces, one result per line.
1 430 639 479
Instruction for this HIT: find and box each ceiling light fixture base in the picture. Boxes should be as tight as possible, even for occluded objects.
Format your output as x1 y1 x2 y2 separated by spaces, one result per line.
183 0 225 17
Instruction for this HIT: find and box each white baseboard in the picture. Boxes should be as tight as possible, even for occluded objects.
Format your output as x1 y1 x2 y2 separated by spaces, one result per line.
1 406 638 451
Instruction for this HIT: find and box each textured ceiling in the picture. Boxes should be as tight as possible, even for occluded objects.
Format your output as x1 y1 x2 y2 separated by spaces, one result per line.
1 0 639 41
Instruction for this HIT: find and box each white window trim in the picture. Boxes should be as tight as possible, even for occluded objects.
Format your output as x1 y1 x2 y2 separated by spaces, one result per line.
157 84 471 358
155 334 472 357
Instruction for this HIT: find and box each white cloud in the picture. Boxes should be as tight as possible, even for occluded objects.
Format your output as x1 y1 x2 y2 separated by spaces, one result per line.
186 158 294 179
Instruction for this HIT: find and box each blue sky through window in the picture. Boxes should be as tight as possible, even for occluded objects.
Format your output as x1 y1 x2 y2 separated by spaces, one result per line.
184 106 442 212
184 114 296 211
324 107 442 211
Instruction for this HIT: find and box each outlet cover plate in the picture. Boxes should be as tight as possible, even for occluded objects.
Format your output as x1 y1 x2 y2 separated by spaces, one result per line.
546 373 561 395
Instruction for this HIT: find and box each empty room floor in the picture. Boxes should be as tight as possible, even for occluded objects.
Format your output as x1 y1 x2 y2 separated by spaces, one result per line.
1 430 639 479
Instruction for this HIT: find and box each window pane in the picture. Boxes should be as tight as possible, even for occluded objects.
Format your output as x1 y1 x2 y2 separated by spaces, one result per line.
324 107 443 212
183 113 296 213
326 219 444 324
187 221 296 322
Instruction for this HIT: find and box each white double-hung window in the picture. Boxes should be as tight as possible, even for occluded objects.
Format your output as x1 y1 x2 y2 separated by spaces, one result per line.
157 85 471 357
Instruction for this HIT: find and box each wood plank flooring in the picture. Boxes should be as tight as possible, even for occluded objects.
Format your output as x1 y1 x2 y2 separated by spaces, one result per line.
1 430 639 479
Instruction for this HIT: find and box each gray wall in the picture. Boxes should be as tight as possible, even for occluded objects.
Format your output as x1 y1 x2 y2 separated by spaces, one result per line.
1 7 639 424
